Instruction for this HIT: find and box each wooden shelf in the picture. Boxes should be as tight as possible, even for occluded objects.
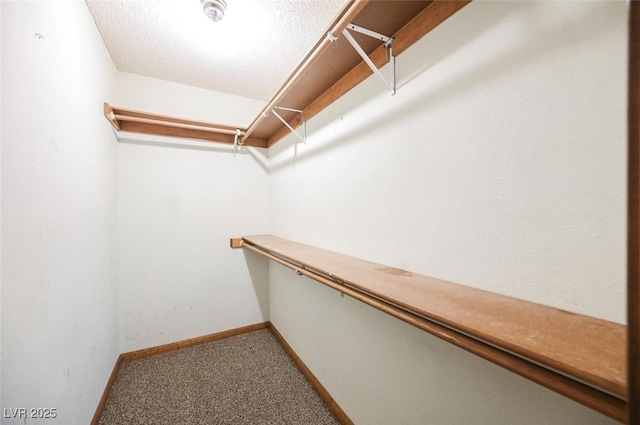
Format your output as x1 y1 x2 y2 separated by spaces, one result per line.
234 234 627 422
103 103 268 148
243 0 470 147
102 1 469 148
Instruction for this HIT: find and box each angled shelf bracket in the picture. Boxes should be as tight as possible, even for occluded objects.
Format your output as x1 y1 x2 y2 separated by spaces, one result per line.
329 23 396 95
267 106 306 143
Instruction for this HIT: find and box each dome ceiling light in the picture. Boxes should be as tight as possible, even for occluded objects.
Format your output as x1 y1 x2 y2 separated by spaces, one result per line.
201 0 227 23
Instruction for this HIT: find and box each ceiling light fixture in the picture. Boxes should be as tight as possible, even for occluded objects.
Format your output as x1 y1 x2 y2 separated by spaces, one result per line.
201 0 227 23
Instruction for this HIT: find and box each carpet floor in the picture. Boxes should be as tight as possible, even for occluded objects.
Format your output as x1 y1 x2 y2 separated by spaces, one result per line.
98 329 341 425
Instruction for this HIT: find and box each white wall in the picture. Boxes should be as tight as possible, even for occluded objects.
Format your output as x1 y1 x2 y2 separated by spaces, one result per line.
268 1 626 424
1 2 119 424
114 76 270 352
0 0 628 423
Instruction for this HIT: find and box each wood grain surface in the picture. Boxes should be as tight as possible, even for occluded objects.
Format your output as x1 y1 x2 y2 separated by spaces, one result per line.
241 235 626 401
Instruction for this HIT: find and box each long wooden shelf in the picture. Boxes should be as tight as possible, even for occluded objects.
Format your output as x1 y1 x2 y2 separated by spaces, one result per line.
233 234 627 422
103 103 268 148
102 1 469 148
243 0 470 147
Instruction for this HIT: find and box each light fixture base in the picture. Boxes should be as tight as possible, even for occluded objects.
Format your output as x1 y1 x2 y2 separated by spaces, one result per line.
201 0 227 23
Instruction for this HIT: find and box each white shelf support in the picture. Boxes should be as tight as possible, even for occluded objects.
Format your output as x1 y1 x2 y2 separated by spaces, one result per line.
232 128 242 156
272 106 306 143
340 23 396 95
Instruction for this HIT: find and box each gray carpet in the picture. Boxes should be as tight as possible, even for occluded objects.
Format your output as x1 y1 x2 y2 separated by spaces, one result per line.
98 329 341 425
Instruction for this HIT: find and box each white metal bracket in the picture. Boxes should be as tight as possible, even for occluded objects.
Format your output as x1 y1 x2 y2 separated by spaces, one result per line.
329 23 396 95
271 106 306 143
232 128 242 156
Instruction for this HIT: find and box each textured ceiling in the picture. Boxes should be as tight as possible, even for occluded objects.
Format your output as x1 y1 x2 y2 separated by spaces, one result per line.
85 0 347 101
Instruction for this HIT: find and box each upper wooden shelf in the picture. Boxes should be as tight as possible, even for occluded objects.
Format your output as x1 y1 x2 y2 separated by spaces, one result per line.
234 234 627 422
103 103 268 148
242 0 470 147
103 1 470 148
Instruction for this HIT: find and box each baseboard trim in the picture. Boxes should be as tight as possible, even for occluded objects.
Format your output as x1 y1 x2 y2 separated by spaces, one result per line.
90 354 123 425
120 322 270 363
268 323 354 425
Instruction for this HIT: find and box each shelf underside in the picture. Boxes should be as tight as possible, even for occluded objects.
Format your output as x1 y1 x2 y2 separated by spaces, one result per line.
248 1 435 143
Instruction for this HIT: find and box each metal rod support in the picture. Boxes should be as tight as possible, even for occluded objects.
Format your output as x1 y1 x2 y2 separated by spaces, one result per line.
232 128 241 156
272 109 306 143
342 26 396 95
389 44 395 95
346 23 392 44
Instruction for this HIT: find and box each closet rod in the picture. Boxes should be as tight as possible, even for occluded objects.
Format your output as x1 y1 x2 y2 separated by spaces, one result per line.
113 114 244 136
240 239 627 423
241 0 369 144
